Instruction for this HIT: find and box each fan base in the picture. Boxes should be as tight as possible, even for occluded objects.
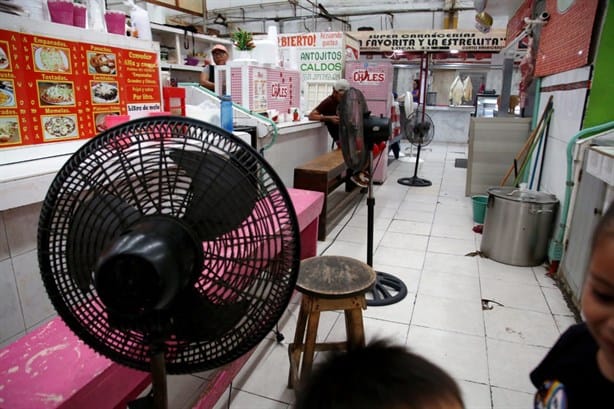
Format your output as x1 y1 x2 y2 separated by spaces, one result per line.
397 176 432 187
366 271 408 306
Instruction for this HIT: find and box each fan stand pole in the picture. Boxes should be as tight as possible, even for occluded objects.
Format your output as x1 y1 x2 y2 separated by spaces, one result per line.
128 346 168 409
397 142 432 187
365 151 408 306
397 51 432 188
151 351 168 409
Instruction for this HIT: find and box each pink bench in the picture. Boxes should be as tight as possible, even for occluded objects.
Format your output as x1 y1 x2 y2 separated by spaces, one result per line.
0 188 324 409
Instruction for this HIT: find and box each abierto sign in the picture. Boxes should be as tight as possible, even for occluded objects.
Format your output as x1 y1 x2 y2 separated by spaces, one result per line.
278 32 359 82
350 29 506 53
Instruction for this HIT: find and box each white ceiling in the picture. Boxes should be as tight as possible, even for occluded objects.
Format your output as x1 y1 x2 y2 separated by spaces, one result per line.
204 0 525 23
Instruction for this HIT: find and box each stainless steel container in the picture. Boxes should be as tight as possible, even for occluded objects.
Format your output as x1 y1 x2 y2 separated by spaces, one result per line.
480 187 558 266
426 92 437 106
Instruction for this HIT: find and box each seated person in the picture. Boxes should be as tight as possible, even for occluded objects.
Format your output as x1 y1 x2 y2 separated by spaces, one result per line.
308 79 349 146
308 79 369 188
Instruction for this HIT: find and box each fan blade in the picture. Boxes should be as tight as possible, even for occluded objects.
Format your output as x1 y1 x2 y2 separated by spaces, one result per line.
67 194 141 290
339 87 368 172
169 287 249 341
169 149 258 241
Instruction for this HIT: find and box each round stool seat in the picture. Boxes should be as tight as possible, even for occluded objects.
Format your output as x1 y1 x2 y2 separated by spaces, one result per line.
297 255 376 298
288 256 376 389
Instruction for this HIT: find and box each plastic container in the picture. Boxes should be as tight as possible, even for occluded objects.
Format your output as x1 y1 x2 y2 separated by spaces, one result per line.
163 86 186 116
104 10 126 35
480 187 559 266
220 95 233 133
471 195 488 224
47 0 74 26
128 2 152 40
87 0 106 31
73 3 87 28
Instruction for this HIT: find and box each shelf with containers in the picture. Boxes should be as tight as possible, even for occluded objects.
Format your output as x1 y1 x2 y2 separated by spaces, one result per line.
150 22 232 76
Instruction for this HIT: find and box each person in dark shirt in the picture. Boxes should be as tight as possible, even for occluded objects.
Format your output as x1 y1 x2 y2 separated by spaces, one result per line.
308 79 349 145
308 79 369 188
389 91 401 160
530 201 614 408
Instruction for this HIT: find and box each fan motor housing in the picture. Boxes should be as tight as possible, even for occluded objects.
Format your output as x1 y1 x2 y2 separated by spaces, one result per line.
95 216 202 316
364 115 391 146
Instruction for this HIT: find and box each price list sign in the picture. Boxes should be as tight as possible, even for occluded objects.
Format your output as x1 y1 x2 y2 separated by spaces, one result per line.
0 28 161 150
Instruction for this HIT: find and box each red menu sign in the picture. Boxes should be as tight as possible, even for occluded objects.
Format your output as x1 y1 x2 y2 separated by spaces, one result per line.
0 29 161 149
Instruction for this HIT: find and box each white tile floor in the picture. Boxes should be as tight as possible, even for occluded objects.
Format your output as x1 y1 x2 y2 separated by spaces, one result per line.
168 142 578 409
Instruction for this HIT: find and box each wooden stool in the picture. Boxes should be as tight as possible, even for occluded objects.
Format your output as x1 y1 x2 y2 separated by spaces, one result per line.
287 255 376 389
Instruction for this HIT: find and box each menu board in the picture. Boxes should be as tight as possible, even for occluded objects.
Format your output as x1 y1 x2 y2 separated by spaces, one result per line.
0 29 161 150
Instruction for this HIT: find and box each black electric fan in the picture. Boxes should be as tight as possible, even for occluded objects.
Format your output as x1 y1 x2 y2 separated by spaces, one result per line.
37 116 301 409
397 107 435 187
339 87 408 306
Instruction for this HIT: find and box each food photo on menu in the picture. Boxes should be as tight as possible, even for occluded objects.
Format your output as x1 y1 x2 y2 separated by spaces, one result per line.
0 80 15 107
41 114 78 141
94 111 120 132
91 81 119 104
0 117 20 144
38 81 75 106
33 45 70 73
88 52 117 75
0 43 9 70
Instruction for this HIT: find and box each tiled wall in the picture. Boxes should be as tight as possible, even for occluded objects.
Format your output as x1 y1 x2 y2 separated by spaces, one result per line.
0 202 56 349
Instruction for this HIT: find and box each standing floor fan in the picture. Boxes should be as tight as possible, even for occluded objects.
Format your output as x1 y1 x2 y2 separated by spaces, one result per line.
37 116 301 409
398 108 435 187
339 87 408 306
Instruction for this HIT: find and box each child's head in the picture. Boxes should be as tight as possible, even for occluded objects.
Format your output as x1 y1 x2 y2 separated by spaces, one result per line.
294 339 464 409
581 201 614 381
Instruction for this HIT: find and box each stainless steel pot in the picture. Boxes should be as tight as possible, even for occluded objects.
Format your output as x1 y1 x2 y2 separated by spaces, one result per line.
426 92 437 106
480 187 558 266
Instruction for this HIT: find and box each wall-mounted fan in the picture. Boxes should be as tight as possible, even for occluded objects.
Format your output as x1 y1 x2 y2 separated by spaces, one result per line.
339 87 408 307
37 116 301 408
398 109 434 187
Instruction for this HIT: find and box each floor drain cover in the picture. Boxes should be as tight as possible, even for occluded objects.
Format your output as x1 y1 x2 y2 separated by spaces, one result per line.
454 158 467 168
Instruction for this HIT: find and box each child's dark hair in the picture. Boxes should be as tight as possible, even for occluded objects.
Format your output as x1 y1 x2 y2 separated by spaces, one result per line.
592 201 614 252
294 339 464 409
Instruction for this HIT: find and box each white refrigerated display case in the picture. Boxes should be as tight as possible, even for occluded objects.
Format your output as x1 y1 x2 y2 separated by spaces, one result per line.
475 93 499 117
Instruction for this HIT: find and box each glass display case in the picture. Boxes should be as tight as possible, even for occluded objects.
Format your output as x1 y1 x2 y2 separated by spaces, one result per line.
475 93 499 117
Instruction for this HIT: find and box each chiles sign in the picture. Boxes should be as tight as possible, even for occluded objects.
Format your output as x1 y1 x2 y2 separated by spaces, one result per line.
350 68 386 84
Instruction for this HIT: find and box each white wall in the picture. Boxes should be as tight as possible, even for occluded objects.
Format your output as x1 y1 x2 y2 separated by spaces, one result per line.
532 66 591 199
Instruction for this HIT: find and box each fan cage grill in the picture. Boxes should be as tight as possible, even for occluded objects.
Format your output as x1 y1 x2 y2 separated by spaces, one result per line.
403 110 435 147
339 88 368 172
38 117 300 373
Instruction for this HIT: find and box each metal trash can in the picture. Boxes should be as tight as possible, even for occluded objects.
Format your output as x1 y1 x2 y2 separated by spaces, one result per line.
426 92 437 106
480 187 558 266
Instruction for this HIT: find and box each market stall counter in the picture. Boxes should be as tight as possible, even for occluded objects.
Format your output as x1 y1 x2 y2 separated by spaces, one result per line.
424 105 475 143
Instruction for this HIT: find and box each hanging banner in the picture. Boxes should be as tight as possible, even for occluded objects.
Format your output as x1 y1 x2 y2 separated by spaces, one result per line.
349 29 506 53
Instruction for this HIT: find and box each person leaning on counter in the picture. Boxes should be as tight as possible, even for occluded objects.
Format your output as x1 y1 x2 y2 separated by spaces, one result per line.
308 79 350 146
199 44 229 92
